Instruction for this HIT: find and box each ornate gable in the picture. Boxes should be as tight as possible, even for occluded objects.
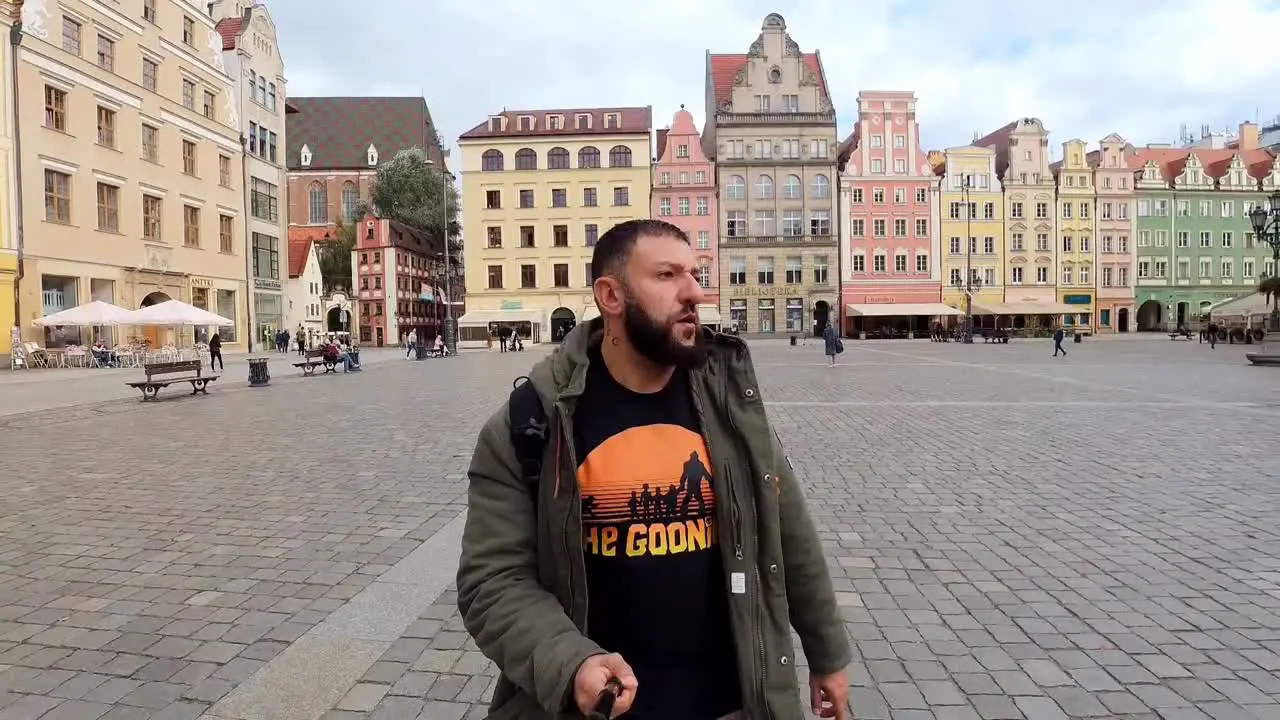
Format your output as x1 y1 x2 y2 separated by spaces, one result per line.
1263 156 1280 191
1218 154 1253 191
1136 160 1166 189
1175 153 1214 190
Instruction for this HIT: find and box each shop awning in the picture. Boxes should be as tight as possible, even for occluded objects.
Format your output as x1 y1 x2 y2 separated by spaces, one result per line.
457 309 543 326
972 302 1077 315
845 303 965 317
697 304 722 325
582 306 601 321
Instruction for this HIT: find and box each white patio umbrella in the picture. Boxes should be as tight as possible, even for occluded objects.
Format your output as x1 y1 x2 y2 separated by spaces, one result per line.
132 299 234 326
34 300 138 326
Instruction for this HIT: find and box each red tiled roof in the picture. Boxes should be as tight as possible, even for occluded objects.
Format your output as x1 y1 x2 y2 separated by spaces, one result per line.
459 107 652 140
836 126 858 172
708 53 831 111
1128 147 1276 186
655 128 669 160
972 121 1018 177
286 97 444 170
288 238 313 279
214 17 243 50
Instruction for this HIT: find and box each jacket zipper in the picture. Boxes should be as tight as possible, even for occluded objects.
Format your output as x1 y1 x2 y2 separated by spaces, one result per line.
556 402 586 629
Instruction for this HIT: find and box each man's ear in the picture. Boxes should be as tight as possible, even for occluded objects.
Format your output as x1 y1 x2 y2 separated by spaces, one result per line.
594 275 625 316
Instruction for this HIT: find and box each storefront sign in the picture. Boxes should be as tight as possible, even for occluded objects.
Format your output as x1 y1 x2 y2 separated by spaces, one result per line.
731 285 805 298
253 278 282 292
500 300 523 309
190 277 212 289
863 296 895 304
1063 294 1093 305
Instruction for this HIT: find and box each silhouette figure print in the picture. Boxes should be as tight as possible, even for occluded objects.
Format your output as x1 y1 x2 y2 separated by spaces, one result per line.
678 451 711 518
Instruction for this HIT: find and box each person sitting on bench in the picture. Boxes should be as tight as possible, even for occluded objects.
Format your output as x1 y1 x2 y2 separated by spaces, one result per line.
336 340 360 371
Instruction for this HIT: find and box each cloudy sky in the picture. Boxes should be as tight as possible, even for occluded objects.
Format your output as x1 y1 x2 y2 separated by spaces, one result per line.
271 0 1280 167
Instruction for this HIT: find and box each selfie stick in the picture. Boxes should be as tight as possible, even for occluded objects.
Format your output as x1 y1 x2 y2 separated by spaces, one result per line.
586 677 623 720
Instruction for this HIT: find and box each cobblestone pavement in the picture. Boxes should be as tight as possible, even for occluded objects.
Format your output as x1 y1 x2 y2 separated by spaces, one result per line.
1 338 1278 720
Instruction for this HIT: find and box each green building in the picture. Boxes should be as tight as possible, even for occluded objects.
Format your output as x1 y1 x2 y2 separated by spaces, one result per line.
1132 145 1280 330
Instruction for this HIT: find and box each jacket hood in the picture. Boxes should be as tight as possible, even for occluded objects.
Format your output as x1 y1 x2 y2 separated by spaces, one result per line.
525 318 748 407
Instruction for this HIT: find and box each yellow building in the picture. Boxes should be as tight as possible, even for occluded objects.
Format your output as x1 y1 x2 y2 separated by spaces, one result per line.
937 146 1004 315
1 1 19 362
457 107 652 344
1055 139 1098 332
13 0 248 351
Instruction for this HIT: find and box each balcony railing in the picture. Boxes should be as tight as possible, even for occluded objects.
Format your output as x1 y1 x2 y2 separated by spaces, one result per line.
715 111 836 126
720 233 837 247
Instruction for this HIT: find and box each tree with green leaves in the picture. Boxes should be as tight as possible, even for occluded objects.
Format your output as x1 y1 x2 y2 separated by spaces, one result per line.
317 218 359 293
369 146 461 276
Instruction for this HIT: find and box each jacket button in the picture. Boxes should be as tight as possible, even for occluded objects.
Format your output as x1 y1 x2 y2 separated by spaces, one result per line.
769 564 778 573
763 473 772 484
745 388 756 398
780 655 789 665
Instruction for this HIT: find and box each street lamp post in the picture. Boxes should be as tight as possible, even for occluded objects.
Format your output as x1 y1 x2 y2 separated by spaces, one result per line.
961 174 978 343
1247 191 1280 334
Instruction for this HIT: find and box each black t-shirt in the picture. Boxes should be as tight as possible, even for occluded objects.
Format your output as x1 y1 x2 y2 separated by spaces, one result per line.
574 348 741 720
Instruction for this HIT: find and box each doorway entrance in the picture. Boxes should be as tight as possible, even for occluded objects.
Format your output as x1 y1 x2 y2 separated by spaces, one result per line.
139 291 171 347
550 307 576 343
812 300 830 337
1117 307 1130 333
1136 300 1162 331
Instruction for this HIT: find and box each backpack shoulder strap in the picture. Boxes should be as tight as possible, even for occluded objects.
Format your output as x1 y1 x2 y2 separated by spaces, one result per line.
508 376 549 489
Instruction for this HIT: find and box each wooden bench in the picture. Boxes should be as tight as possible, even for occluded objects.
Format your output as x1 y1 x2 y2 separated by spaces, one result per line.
1168 330 1194 341
981 330 1011 344
293 348 338 375
125 360 219 401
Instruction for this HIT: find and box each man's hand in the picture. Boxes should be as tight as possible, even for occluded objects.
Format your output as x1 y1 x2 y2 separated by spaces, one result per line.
573 653 638 718
809 669 849 719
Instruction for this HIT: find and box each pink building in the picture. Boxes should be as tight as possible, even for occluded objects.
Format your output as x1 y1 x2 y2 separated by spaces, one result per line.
652 106 719 311
837 91 943 337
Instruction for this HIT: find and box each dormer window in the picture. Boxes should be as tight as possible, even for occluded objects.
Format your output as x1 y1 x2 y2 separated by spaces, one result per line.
518 115 535 131
575 113 591 130
547 114 563 130
367 144 378 166
299 143 312 167
487 115 502 132
604 113 620 129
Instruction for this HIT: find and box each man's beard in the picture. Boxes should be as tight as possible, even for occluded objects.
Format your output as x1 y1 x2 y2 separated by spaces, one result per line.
622 296 706 369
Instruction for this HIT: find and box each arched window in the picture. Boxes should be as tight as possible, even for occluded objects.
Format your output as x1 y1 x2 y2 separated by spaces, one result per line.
578 146 601 168
608 145 632 168
783 174 802 199
547 147 570 170
726 175 746 200
481 149 504 171
811 174 831 199
755 175 773 200
308 181 327 224
341 181 359 221
515 148 538 171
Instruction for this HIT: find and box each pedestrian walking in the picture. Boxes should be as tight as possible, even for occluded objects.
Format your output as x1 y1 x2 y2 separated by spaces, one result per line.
458 219 851 720
406 329 418 359
1207 322 1218 349
208 333 224 371
822 322 842 366
1053 326 1067 357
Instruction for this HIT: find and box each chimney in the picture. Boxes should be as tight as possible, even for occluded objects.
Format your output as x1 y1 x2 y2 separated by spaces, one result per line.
1239 121 1260 151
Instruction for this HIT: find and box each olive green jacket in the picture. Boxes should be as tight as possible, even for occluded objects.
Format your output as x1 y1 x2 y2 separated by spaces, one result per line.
457 320 850 719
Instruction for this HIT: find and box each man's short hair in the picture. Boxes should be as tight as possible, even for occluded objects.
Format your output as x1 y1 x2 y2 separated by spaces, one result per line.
590 219 689 281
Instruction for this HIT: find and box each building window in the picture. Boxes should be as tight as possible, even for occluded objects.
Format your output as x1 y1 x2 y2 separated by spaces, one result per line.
487 265 503 289
342 182 360 220
62 17 81 55
726 211 746 237
659 198 672 216
308 181 327 223
583 188 598 207
609 145 632 167
578 146 601 168
554 263 569 287
696 197 709 215
143 194 162 241
219 155 231 187
783 175 801 199
782 210 803 236
785 256 802 284
252 233 278 277
758 299 775 333
485 190 501 210
814 256 829 284
785 298 803 331
520 226 535 248
251 177 279 222
44 86 67 131
678 197 690 216
142 58 157 91
96 106 116 147
552 188 567 208
729 257 746 285
487 227 502 248
481 149 504 171
518 189 534 208
520 264 537 289
182 15 195 45
915 254 929 273
44 170 71 223
183 205 201 247
96 35 114 71
755 175 773 199
182 139 197 175
811 174 830 199
548 147 570 169
613 187 629 206
267 83 277 112
553 225 568 247
203 90 215 119
873 253 886 273
95 183 118 232
895 253 908 273
757 257 774 285
182 79 195 109
729 300 747 331
726 175 746 200
514 148 537 170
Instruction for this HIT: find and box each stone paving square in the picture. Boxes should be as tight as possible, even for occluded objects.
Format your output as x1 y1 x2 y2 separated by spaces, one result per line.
0 337 1277 720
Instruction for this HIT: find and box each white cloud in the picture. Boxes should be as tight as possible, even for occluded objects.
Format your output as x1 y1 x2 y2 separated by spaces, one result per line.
273 0 1280 160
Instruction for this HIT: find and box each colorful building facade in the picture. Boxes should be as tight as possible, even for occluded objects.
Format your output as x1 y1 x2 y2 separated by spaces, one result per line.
1055 139 1098 331
937 146 1004 314
1132 125 1279 330
0 1 18 363
838 90 943 337
1090 134 1136 332
652 106 719 311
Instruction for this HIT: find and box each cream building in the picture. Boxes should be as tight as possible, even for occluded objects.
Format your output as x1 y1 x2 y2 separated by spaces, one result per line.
213 0 286 351
1 1 19 362
704 13 839 336
284 236 322 336
937 146 1004 312
457 106 652 344
1057 139 1098 332
14 0 247 349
